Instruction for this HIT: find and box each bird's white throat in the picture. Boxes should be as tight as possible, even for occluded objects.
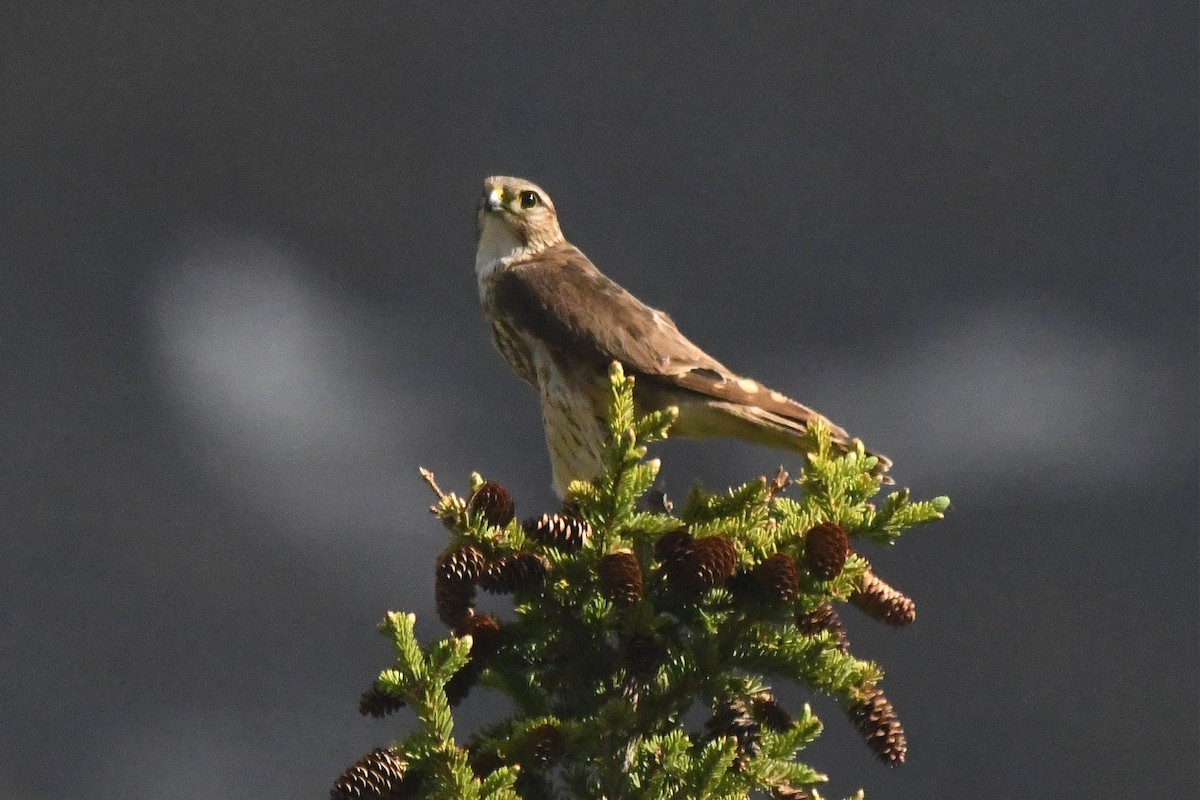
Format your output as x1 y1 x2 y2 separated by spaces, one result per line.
475 215 529 283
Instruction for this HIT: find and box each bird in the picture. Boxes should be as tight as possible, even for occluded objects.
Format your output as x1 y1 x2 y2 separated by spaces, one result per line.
474 175 891 496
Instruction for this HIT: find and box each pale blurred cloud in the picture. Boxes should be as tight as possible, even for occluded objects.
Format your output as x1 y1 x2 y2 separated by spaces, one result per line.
813 304 1183 491
148 234 424 539
150 243 1180 523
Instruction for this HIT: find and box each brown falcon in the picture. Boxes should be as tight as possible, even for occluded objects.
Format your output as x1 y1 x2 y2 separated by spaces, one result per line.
475 175 891 496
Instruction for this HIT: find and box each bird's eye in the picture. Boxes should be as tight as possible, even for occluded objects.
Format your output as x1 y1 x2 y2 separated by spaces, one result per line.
519 190 540 209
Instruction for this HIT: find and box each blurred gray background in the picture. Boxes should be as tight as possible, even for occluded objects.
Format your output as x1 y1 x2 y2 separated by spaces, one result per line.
3 3 1196 798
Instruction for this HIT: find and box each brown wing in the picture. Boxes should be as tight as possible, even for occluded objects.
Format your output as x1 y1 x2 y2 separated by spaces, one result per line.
489 242 727 378
489 243 839 425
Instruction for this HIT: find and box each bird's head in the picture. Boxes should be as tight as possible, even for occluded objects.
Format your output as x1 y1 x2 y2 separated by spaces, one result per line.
475 176 564 278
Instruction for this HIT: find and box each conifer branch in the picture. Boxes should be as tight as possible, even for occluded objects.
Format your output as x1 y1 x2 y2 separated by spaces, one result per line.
336 363 949 798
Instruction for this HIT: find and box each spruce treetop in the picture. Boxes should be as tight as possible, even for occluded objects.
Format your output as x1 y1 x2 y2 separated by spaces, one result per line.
333 363 949 800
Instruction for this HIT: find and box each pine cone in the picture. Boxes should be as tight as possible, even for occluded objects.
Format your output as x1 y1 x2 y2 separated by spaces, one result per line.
443 612 503 706
358 684 405 718
468 481 515 527
704 699 761 769
750 693 795 732
467 744 505 779
848 686 907 765
524 513 590 552
524 723 566 769
850 569 916 627
677 535 737 593
597 551 644 605
727 569 757 604
444 661 481 706
330 747 419 800
654 528 693 564
795 601 850 651
455 612 503 662
642 487 674 514
479 552 548 594
754 552 800 605
435 545 486 584
434 575 475 628
803 522 849 580
620 633 667 679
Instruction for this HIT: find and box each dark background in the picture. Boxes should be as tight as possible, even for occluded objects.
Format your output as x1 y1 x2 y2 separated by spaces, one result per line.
3 3 1196 798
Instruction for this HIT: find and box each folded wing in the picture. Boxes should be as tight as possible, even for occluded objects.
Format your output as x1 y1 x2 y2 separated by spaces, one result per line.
489 242 889 471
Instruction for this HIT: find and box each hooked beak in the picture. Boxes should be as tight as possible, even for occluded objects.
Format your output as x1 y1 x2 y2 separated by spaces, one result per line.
483 187 503 213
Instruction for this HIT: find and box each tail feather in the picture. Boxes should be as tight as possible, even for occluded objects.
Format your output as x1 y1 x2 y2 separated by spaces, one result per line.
670 398 893 477
634 368 893 479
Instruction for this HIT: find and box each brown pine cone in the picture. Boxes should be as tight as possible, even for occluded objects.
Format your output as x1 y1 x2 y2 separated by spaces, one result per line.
653 528 693 564
443 612 503 706
435 545 486 584
444 662 481 706
479 552 548 594
803 522 849 580
467 743 505 779
750 692 795 732
524 723 566 769
524 513 590 552
358 684 405 718
597 551 644 605
848 686 907 765
850 569 916 627
677 535 737 593
468 481 515 527
620 633 667 680
726 569 757 604
330 747 420 800
434 575 475 628
754 552 800 605
703 698 761 769
455 612 503 662
795 601 850 651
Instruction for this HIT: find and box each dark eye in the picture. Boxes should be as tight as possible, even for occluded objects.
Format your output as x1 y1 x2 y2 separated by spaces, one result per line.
519 190 540 209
